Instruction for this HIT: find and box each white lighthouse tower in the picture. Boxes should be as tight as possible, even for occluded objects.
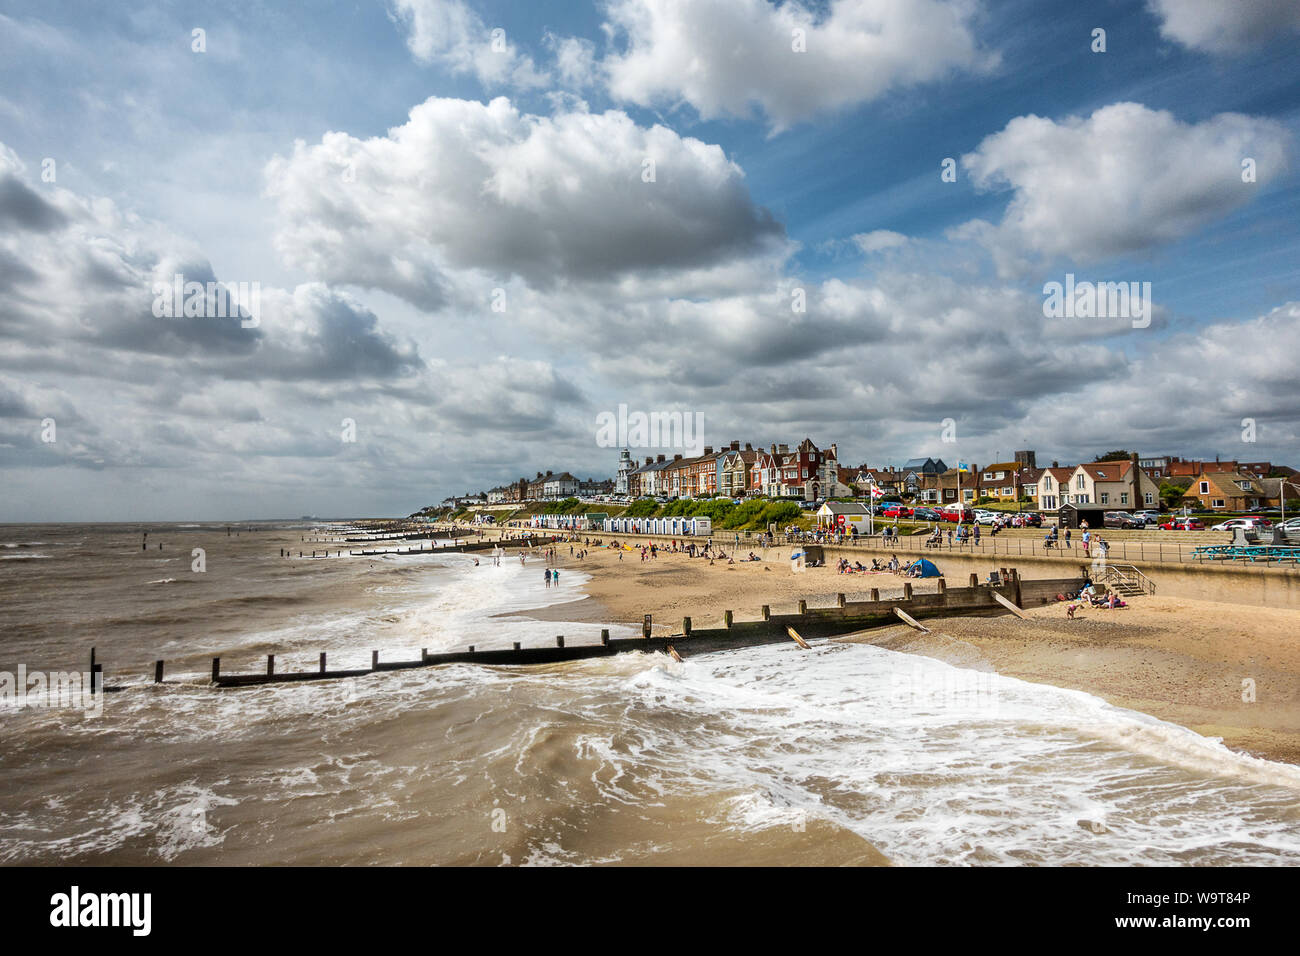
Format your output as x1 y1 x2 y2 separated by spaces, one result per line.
615 447 632 495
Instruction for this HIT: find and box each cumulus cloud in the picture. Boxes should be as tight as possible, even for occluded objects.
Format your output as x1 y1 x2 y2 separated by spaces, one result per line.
264 96 787 307
600 0 994 130
1149 0 1300 54
958 102 1289 273
388 0 548 88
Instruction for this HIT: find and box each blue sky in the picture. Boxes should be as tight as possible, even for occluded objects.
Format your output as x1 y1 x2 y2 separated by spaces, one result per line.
1 0 1298 519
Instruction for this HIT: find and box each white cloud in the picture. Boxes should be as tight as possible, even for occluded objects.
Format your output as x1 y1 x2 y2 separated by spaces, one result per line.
388 0 548 88
959 102 1289 272
264 96 787 307
1149 0 1300 54
600 0 994 130
546 33 597 89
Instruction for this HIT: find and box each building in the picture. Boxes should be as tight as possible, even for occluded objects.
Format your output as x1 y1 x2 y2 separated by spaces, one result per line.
901 457 948 475
615 448 633 496
1034 466 1075 511
1066 460 1160 510
816 501 871 531
977 462 1023 502
1180 472 1268 512
1014 450 1037 469
543 472 580 499
718 443 758 498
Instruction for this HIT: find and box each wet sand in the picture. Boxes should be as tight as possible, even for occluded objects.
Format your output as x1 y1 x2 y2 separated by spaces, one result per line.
518 538 1300 766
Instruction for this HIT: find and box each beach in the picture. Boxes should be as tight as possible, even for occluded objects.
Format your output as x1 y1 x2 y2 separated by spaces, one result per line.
523 537 1300 765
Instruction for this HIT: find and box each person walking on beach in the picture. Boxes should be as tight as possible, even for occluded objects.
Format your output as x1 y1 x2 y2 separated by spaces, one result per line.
1082 529 1091 558
544 568 552 587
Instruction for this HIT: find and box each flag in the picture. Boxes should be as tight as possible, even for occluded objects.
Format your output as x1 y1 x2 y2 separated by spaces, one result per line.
869 484 884 498
958 462 969 473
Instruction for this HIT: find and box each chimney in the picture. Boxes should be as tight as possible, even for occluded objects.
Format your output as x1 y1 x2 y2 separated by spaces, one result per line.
1129 452 1142 511
673 453 682 461
730 440 740 451
770 443 777 457
830 443 837 460
703 445 713 456
778 444 788 455
744 443 752 451
644 457 652 466
1052 460 1059 468
657 454 665 463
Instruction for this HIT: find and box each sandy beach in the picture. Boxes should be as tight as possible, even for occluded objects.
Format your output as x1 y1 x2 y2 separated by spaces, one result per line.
520 536 1300 766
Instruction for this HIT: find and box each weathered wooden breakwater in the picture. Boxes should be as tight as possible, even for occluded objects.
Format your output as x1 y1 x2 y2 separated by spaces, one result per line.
191 568 1082 690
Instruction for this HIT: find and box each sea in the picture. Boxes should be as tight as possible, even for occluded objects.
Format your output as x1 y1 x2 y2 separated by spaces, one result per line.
2 521 1299 866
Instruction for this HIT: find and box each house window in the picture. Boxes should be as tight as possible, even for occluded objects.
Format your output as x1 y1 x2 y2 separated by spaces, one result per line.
963 489 973 501
1120 493 1129 505
1212 499 1225 508
1145 493 1154 505
1076 475 1085 489
1199 481 1209 494
1024 485 1036 496
1100 493 1109 504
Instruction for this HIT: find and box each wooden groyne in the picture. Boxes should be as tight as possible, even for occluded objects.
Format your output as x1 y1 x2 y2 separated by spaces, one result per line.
202 568 1081 690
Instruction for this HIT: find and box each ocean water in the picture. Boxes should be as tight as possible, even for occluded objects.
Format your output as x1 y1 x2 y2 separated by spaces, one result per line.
1 522 1299 866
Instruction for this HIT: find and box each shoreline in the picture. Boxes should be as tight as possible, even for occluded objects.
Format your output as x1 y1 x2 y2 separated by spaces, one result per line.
505 539 1300 766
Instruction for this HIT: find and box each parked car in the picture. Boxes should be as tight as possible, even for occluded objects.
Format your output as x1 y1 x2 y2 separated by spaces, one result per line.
912 507 942 521
973 510 999 525
882 504 913 518
1159 517 1205 530
1104 511 1143 529
1211 517 1271 531
939 506 974 523
1133 510 1162 525
1019 512 1043 527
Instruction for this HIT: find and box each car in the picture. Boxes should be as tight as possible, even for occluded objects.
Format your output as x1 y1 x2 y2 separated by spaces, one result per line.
1018 512 1043 527
882 504 913 518
1133 510 1162 525
939 506 974 523
1159 517 1205 530
1211 517 1271 531
1104 511 1143 529
911 507 941 521
973 510 999 525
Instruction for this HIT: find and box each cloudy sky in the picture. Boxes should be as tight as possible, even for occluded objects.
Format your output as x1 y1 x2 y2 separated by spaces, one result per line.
1 0 1298 521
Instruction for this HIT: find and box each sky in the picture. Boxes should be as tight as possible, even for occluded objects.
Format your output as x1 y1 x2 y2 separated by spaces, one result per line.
1 0 1298 521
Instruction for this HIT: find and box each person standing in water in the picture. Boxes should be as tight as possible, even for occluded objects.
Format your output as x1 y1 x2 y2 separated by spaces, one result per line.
552 569 559 588
544 568 552 587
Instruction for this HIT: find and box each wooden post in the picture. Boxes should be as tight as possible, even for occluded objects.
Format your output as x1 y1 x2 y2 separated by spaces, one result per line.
267 654 275 676
319 652 327 674
761 605 770 620
89 647 97 694
154 660 164 683
643 614 652 638
682 617 692 637
798 600 807 615
837 593 846 608
513 642 521 651
211 657 220 682
371 650 378 668
937 579 946 593
970 572 979 587
870 588 879 602
556 635 565 648
600 629 610 646
724 610 733 629
469 645 475 653
904 583 913 600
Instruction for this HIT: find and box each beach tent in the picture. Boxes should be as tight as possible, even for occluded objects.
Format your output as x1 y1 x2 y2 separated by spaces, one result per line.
913 558 942 578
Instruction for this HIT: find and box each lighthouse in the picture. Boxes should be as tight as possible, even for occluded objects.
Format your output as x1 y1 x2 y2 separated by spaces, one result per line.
615 447 632 495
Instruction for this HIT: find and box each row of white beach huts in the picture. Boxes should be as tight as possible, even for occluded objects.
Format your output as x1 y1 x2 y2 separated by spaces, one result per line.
527 513 714 536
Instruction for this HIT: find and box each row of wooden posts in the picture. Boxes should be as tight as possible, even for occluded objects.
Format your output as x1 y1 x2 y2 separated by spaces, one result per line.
129 568 1027 688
